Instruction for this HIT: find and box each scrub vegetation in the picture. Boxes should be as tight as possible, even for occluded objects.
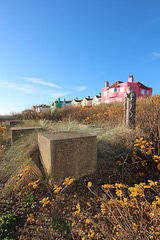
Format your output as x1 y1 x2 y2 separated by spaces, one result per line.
0 95 160 239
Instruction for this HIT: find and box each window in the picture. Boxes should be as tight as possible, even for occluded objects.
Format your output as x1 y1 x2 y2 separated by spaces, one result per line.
109 88 117 93
105 99 110 104
104 91 107 96
120 87 124 92
147 90 149 95
141 89 145 95
116 98 122 102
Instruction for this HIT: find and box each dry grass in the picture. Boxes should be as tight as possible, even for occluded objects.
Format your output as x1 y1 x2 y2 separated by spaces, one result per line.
1 95 160 239
0 131 42 195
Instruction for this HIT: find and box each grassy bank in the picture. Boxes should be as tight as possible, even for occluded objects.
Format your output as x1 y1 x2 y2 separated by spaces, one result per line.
0 96 160 239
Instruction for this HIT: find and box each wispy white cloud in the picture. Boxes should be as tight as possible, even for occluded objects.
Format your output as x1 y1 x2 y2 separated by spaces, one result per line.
149 17 160 25
75 86 87 91
22 77 61 89
46 91 71 98
0 80 71 98
0 80 34 93
152 52 160 59
146 52 160 63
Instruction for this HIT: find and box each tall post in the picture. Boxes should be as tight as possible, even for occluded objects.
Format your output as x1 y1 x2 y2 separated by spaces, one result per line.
124 87 136 127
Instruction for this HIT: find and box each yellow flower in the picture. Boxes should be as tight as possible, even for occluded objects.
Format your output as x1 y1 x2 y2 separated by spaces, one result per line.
116 189 123 198
134 143 141 147
102 184 115 189
157 163 160 171
63 177 75 186
72 220 77 226
85 219 91 224
28 179 40 189
88 230 95 239
53 184 62 194
148 180 158 186
39 197 50 207
74 203 81 214
87 202 91 207
87 182 92 188
146 149 152 155
116 160 121 166
140 145 145 149
132 222 138 231
101 203 106 215
27 214 35 223
115 183 127 188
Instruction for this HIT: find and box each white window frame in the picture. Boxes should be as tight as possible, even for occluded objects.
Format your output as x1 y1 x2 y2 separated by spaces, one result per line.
120 87 124 92
109 87 117 93
116 98 122 102
141 89 145 95
104 91 108 96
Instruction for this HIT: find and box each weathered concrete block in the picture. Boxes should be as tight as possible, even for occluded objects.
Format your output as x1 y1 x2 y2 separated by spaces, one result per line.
11 126 43 144
10 120 23 127
38 131 97 183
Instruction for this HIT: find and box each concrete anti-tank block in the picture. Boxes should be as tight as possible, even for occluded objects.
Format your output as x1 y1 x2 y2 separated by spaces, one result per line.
11 126 43 144
10 120 23 127
38 131 97 183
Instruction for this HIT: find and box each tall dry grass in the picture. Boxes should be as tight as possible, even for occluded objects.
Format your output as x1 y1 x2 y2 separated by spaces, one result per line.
136 95 160 154
0 95 160 239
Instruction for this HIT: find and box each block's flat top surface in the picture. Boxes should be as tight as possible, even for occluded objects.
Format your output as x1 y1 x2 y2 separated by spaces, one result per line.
10 120 23 122
11 126 42 130
38 131 96 140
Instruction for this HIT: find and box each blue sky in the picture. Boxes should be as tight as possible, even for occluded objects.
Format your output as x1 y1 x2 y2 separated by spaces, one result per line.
0 0 160 115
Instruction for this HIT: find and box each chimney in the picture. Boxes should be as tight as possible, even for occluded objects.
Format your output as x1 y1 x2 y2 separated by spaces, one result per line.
99 93 101 96
128 75 134 83
88 96 90 99
105 81 109 88
76 97 78 100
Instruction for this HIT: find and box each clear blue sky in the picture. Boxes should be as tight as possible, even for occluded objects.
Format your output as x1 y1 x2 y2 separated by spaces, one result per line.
0 0 160 115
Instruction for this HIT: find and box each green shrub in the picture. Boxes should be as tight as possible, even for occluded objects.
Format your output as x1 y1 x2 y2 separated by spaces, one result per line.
21 193 37 211
52 216 71 233
0 212 19 239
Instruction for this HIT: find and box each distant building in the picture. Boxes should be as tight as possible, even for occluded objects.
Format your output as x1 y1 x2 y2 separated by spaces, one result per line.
51 98 72 115
71 97 82 107
32 104 50 113
63 99 72 107
102 75 152 104
81 96 93 107
92 93 102 106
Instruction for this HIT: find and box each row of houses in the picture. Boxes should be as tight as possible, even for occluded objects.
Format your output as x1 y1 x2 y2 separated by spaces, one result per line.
51 93 102 109
32 75 152 114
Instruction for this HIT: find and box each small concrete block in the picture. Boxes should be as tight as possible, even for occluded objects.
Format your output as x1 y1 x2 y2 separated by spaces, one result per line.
10 120 23 127
38 131 97 183
11 126 42 144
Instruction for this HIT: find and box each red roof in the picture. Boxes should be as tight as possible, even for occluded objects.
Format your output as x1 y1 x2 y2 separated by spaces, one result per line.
109 81 123 88
135 81 151 90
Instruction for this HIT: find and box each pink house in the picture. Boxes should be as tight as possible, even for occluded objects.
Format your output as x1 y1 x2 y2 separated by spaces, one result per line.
102 75 152 104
